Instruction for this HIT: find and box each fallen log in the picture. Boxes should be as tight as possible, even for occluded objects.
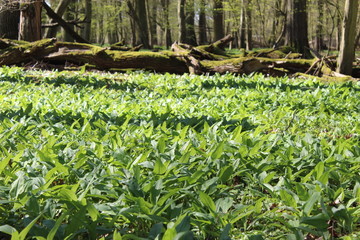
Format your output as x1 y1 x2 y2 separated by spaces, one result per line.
0 37 357 80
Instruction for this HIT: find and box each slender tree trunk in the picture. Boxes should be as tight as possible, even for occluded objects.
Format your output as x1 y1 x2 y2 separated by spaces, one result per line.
239 0 246 48
82 0 92 41
0 3 20 39
315 0 324 51
185 0 197 45
284 0 311 58
198 0 207 45
96 0 104 45
335 0 341 50
245 0 252 50
337 0 358 74
62 3 74 42
213 0 224 41
135 0 150 48
44 0 71 38
270 0 282 45
19 0 42 41
161 0 172 48
148 0 158 46
178 0 187 43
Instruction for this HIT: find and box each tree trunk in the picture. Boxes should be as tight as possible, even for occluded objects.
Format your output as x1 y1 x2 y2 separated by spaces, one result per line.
184 0 197 45
178 0 187 43
245 0 252 50
337 0 358 75
239 0 246 48
44 0 71 38
198 0 207 45
42 1 89 43
314 0 324 51
284 0 311 58
135 0 150 48
0 4 20 39
19 0 42 41
62 4 74 42
160 0 172 48
82 0 92 41
213 0 224 41
148 0 158 46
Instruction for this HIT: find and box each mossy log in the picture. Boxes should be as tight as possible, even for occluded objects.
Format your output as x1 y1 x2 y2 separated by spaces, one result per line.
0 37 357 80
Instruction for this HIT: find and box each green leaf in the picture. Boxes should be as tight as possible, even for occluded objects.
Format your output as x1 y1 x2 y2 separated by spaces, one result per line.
219 223 231 240
154 159 166 175
303 192 321 215
163 227 177 240
0 225 17 235
24 103 33 115
211 142 224 160
58 188 78 202
300 213 329 229
157 137 166 153
219 166 233 183
148 223 164 239
113 230 122 240
18 215 41 240
86 203 99 221
47 212 68 240
199 191 216 212
279 190 297 208
175 215 190 233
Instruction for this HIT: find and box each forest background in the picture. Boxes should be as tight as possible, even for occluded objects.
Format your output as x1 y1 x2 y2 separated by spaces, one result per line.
1 0 359 51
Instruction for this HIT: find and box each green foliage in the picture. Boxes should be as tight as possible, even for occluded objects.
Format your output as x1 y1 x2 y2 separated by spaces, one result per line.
0 66 359 239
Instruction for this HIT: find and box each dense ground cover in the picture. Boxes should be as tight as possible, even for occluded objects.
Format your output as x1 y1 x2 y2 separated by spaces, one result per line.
0 67 359 239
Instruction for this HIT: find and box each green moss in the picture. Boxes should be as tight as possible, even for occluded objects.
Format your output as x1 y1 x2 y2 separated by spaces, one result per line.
196 45 230 59
293 72 354 83
108 50 172 60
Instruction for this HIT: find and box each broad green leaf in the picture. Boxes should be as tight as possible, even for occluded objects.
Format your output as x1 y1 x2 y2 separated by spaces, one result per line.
17 215 41 240
211 142 224 160
219 166 233 183
279 190 297 208
47 212 68 240
0 225 17 235
300 213 329 229
199 191 216 212
303 192 321 215
86 203 99 221
163 227 176 240
113 230 122 240
154 159 166 175
157 137 166 153
219 223 231 240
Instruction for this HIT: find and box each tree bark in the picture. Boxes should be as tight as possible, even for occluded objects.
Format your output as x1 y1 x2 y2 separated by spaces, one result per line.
19 0 42 41
245 0 252 50
213 0 225 41
160 0 172 49
135 0 150 48
239 0 246 48
178 0 187 43
337 0 359 75
284 0 311 58
0 3 20 39
314 0 324 51
42 1 89 43
44 0 72 38
198 0 207 45
148 0 158 46
184 0 197 45
1 37 352 80
82 0 92 41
